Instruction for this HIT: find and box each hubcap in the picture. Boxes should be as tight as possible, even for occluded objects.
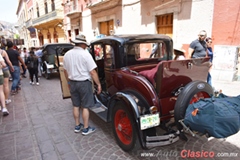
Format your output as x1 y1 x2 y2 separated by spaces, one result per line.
117 124 122 131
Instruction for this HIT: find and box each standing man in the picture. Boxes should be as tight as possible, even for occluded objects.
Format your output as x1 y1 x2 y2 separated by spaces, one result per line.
63 34 102 135
186 30 208 59
35 47 43 77
6 41 26 95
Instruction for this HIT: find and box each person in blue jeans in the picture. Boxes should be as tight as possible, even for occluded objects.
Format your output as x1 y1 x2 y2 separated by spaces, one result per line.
206 37 213 86
6 41 27 95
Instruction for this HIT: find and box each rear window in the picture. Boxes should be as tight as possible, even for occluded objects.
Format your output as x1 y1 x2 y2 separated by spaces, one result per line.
125 42 167 60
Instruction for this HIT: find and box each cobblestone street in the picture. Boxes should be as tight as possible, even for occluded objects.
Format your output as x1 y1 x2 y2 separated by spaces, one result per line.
0 74 239 160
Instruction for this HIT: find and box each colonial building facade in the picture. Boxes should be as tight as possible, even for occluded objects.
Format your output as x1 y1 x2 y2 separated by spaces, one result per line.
17 0 240 52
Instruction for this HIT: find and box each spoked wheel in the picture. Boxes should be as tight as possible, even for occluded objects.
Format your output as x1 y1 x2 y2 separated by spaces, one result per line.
112 101 139 152
189 91 211 104
174 81 213 131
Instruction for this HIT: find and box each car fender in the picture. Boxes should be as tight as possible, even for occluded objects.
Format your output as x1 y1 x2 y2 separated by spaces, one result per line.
115 92 140 119
111 91 149 149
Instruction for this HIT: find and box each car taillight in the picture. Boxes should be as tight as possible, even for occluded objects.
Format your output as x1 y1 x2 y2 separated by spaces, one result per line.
149 106 158 114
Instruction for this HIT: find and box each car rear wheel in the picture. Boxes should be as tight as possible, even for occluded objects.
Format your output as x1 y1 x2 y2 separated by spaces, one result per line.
174 81 213 130
44 72 50 79
112 101 139 152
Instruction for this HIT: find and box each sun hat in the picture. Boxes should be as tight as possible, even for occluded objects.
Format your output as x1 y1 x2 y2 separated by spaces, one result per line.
173 44 186 55
70 34 89 46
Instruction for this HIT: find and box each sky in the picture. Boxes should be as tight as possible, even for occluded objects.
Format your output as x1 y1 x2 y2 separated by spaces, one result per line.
0 0 18 23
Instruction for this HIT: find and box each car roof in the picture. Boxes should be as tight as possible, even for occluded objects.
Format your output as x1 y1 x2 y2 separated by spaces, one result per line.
90 34 172 45
42 43 74 54
43 43 74 48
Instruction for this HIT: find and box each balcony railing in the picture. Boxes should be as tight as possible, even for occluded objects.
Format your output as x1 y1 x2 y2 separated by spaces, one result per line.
87 0 120 13
32 9 64 26
65 2 82 17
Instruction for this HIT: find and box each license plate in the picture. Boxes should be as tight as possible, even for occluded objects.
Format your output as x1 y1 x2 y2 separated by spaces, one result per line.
140 113 160 130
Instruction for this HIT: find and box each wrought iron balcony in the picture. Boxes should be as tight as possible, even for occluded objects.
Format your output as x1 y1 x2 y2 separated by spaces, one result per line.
32 9 64 26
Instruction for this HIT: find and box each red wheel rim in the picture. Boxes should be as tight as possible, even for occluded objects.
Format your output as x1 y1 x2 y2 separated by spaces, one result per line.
190 91 210 104
114 109 132 145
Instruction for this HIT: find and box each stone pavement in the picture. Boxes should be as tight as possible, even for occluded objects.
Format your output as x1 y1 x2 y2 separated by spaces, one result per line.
0 74 239 160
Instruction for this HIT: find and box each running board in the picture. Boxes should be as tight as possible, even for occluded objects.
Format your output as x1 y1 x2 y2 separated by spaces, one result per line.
146 131 179 147
89 96 109 122
90 107 108 122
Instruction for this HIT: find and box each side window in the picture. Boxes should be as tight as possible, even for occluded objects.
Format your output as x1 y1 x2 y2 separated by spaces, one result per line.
105 45 115 68
94 44 103 60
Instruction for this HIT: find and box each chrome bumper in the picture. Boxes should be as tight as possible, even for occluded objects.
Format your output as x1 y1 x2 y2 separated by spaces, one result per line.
146 131 180 147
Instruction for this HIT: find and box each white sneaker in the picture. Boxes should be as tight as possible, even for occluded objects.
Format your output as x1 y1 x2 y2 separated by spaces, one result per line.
30 81 32 84
5 99 11 105
2 108 9 116
36 82 39 85
32 82 35 85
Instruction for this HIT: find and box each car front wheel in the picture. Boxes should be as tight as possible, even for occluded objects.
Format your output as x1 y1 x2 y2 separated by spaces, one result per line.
112 101 139 152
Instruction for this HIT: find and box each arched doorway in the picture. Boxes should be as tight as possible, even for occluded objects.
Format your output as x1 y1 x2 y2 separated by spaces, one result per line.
54 29 58 43
47 31 51 43
38 31 44 46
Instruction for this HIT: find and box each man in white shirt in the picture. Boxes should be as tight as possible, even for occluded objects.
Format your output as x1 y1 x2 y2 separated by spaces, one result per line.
63 34 101 135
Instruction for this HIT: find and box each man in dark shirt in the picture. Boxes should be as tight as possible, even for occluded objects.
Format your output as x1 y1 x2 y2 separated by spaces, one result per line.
6 41 26 95
187 30 208 59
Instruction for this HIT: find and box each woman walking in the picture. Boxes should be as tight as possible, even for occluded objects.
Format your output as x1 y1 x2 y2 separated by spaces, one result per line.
26 51 39 85
0 53 9 116
0 48 14 104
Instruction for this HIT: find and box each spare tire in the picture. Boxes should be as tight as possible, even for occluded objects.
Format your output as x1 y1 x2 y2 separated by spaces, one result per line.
174 80 213 130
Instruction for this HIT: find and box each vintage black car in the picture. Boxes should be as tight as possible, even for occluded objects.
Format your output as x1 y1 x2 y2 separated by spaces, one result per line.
61 34 212 151
42 43 74 79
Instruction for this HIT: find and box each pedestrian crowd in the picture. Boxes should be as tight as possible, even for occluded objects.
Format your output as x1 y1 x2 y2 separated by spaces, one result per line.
0 39 43 117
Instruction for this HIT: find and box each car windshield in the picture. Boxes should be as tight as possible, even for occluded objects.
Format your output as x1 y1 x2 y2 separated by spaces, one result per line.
125 42 167 60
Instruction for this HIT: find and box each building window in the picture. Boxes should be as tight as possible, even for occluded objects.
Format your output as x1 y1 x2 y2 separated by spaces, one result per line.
68 30 71 37
156 13 173 38
51 0 55 11
36 3 40 17
45 0 48 14
74 29 79 36
99 20 114 36
73 0 77 10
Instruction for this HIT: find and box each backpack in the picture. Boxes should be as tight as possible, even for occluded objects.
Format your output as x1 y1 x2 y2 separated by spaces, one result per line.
184 94 240 138
27 56 36 69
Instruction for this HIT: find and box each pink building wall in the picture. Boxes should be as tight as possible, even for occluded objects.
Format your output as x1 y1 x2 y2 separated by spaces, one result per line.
212 0 240 46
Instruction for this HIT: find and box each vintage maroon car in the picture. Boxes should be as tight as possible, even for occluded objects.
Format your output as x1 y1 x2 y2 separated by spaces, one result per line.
62 34 213 151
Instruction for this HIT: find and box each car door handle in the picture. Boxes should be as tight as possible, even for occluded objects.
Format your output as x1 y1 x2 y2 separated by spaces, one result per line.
187 62 193 69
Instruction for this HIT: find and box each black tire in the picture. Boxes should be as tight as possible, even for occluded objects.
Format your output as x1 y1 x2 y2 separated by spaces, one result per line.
174 81 213 130
45 73 50 79
112 101 139 152
43 63 50 79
